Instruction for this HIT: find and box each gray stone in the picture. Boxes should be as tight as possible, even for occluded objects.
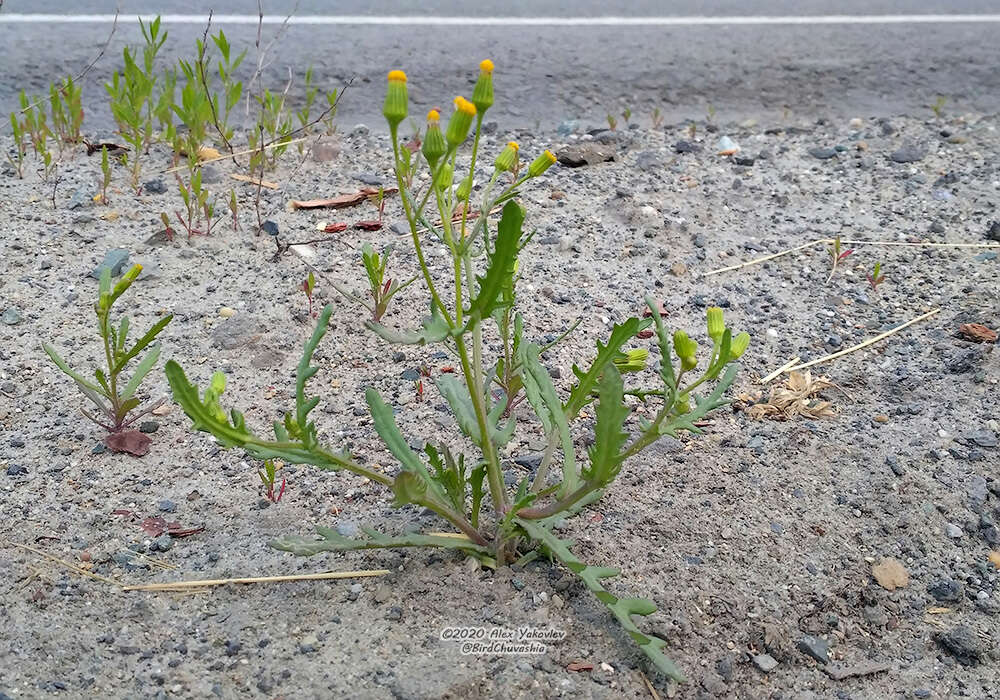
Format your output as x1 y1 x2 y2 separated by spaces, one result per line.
158 500 177 513
90 248 130 279
153 534 173 552
1 307 23 325
336 520 360 537
67 188 89 210
557 143 615 167
808 147 838 160
890 144 927 163
797 635 830 664
352 172 385 186
935 625 982 665
987 221 1000 242
260 220 279 236
211 314 263 350
927 578 963 602
674 140 701 154
945 523 964 539
143 179 167 194
752 654 778 672
140 421 160 434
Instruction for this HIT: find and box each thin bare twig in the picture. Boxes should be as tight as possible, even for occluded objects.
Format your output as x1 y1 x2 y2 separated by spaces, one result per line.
196 11 238 161
245 0 301 118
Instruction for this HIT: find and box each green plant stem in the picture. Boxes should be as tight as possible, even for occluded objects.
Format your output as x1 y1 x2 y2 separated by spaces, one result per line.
516 482 596 520
391 125 452 325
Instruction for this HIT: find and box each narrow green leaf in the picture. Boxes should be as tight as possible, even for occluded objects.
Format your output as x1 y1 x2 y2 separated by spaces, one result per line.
121 344 161 399
518 341 576 494
466 200 522 321
112 314 172 373
367 305 453 345
517 519 685 682
584 365 629 486
42 343 102 394
645 295 676 391
365 388 445 502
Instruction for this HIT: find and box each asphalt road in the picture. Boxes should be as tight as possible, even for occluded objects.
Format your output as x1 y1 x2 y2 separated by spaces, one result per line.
2 1 1000 133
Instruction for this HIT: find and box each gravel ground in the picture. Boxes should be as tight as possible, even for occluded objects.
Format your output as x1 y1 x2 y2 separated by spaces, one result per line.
1 110 999 699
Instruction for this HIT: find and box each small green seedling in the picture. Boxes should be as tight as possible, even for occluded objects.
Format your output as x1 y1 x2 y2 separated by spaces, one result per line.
706 103 716 123
867 262 886 293
42 264 172 449
228 189 239 231
651 107 663 129
6 111 27 178
97 146 112 204
360 243 417 322
826 236 854 282
606 113 617 131
302 271 316 317
258 459 286 503
932 96 947 119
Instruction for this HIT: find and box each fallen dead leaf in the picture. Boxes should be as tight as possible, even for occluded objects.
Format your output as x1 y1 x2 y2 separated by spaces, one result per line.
105 430 151 457
151 404 171 416
140 516 205 538
989 551 1000 569
744 371 838 421
958 323 997 343
566 661 594 672
872 557 909 591
85 141 128 156
197 146 221 161
315 221 349 233
354 220 383 231
289 187 396 210
927 606 953 614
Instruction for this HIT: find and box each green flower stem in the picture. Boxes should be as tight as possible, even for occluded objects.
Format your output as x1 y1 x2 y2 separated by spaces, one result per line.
453 333 507 519
516 481 597 520
391 125 453 326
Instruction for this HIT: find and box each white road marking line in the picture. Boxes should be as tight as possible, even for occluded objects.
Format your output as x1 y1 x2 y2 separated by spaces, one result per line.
1 14 1000 26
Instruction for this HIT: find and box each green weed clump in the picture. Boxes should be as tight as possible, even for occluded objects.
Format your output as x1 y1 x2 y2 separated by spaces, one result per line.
165 61 747 682
43 265 172 445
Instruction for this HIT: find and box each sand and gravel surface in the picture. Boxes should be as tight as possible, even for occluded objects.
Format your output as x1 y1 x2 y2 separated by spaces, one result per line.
1 110 999 699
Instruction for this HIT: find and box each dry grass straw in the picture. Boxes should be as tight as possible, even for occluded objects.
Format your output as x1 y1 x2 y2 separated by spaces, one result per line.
762 308 940 382
703 239 1000 277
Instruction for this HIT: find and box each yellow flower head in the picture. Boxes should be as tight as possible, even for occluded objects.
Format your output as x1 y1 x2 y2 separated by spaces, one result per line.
472 61 494 114
445 97 477 147
508 141 519 150
494 141 519 172
422 109 447 166
383 69 408 128
527 149 557 177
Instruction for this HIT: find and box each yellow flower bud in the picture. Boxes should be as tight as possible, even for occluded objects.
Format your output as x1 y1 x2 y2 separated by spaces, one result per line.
672 330 698 371
494 141 518 172
456 176 472 201
472 59 494 114
383 69 408 129
435 163 453 190
421 109 447 167
445 96 476 147
613 348 649 373
706 307 724 341
527 149 557 178
730 332 750 359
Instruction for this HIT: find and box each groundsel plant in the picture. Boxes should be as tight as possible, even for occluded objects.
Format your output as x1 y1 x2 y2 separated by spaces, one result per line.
164 62 748 682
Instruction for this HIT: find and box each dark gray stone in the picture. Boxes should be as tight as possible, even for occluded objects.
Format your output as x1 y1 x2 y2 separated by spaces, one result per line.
928 578 963 602
797 635 830 664
557 143 615 167
808 147 838 160
1 308 22 325
890 144 927 163
935 625 983 665
90 248 130 279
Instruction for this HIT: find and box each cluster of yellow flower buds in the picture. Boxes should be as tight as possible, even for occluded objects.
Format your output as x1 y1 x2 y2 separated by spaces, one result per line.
382 61 558 179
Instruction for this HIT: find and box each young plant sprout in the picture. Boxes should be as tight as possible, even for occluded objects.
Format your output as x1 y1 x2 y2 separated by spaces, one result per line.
302 271 316 318
258 459 286 503
165 61 748 682
43 265 172 452
867 261 886 293
826 235 854 282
